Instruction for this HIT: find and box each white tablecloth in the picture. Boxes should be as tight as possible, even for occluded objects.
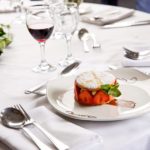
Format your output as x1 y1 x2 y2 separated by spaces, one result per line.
0 3 150 150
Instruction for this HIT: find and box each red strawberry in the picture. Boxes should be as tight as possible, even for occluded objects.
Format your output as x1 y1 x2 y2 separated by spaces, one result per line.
78 90 93 105
93 90 110 105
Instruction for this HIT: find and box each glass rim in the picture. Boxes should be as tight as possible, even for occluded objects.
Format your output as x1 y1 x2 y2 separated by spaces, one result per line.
27 3 50 11
27 3 50 15
65 2 78 8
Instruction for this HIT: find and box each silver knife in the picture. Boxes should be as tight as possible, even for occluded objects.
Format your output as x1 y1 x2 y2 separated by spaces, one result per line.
102 20 150 29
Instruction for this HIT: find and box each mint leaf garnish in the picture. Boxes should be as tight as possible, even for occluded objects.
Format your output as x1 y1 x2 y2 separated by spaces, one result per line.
100 83 121 97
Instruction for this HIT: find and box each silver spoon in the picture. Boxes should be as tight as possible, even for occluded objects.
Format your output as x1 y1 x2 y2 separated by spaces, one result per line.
25 61 81 95
78 28 100 50
1 107 52 150
78 28 91 53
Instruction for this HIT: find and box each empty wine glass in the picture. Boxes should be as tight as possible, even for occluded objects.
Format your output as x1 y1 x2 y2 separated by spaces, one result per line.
59 3 79 67
26 4 56 73
46 0 64 39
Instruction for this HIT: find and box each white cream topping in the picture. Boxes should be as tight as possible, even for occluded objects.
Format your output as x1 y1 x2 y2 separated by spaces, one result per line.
76 71 116 90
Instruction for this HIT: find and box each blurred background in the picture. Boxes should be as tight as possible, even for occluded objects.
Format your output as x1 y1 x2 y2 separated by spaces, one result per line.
85 0 135 9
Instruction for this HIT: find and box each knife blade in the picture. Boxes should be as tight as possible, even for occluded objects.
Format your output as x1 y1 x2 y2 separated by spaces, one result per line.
102 20 150 29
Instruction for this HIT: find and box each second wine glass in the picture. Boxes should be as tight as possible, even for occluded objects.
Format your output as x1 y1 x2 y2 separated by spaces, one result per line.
59 3 79 67
26 4 56 73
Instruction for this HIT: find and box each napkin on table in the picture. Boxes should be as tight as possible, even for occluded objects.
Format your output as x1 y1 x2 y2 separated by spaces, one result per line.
0 106 103 150
81 8 134 26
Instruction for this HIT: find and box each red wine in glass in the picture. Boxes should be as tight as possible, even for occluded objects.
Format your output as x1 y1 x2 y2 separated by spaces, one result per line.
26 4 56 73
27 23 54 42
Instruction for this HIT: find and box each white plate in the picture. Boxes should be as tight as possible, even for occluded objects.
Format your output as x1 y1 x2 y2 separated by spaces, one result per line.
47 76 150 121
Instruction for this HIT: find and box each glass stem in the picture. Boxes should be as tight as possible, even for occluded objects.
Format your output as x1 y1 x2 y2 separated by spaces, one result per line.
20 0 24 14
39 42 47 65
65 34 73 59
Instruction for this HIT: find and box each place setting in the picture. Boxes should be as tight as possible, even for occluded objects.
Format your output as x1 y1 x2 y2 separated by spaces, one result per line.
23 38 150 122
0 0 150 150
80 4 150 29
0 105 103 149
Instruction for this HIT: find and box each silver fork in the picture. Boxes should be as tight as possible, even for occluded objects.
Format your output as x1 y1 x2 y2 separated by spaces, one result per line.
14 104 69 150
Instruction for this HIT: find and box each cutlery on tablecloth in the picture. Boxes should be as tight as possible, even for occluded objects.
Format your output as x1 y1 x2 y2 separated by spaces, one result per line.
25 61 80 95
30 88 46 96
102 20 150 29
90 33 101 49
14 104 69 150
123 46 150 60
78 28 91 52
78 28 100 51
1 107 52 150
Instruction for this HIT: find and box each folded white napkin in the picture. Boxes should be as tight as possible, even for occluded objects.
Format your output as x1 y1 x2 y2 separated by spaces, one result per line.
0 106 102 150
81 8 134 26
122 57 150 67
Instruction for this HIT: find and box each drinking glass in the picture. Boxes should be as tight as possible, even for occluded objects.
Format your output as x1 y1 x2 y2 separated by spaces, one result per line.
26 4 56 73
59 3 79 67
11 0 26 24
64 0 83 8
46 0 64 39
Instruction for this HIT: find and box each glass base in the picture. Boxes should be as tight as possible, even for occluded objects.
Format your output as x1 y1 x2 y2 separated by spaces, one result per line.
59 56 78 67
32 62 56 73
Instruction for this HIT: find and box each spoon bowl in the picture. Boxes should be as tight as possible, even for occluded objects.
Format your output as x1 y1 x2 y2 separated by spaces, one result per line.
60 61 80 75
78 28 89 39
78 28 91 52
1 107 25 129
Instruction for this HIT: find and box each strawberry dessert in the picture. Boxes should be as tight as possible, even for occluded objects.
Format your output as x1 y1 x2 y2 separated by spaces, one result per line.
74 71 121 106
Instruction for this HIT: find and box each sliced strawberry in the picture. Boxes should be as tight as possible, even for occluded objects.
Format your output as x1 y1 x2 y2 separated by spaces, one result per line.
77 90 93 105
93 90 110 105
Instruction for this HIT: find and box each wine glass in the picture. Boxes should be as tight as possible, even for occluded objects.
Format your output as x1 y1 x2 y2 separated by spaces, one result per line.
26 4 56 73
59 3 79 67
